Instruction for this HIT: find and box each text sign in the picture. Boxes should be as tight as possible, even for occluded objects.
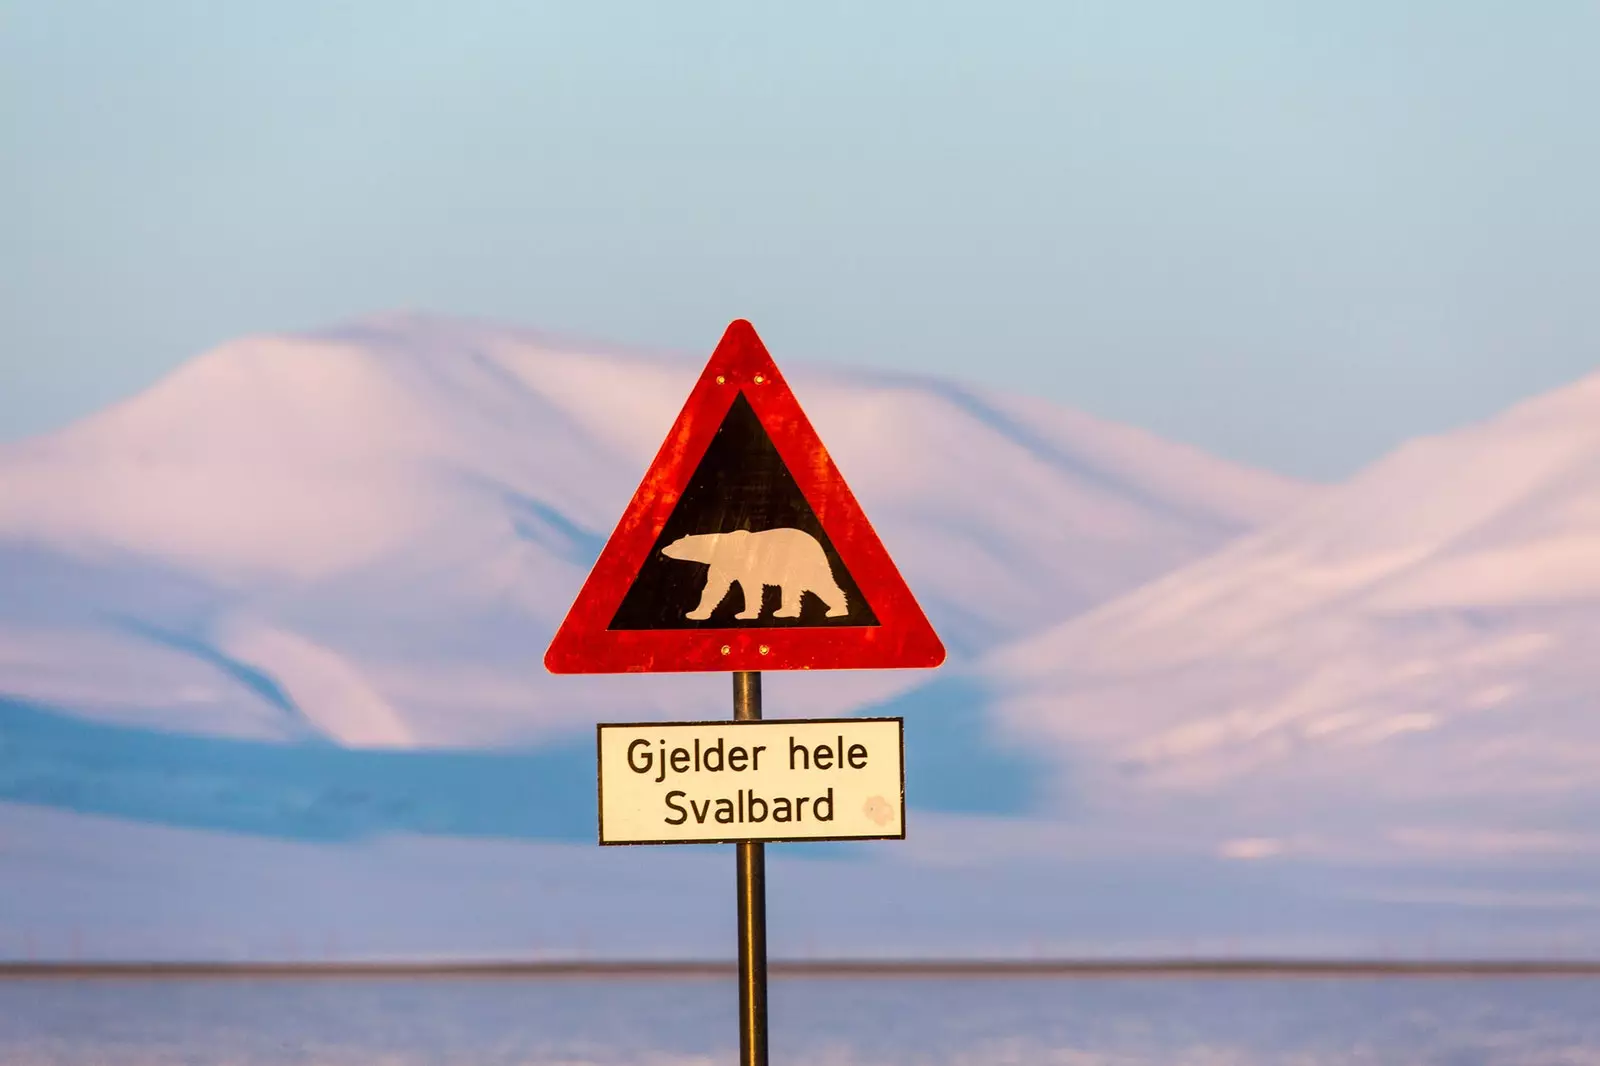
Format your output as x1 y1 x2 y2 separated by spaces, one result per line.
597 718 904 845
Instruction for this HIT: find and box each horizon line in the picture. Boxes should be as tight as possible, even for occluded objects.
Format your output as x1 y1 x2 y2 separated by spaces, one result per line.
4 958 1599 980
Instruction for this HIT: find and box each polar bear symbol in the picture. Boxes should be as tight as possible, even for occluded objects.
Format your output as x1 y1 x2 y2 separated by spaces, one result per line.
661 528 850 621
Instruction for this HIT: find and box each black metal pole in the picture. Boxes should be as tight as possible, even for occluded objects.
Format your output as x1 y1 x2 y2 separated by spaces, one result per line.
732 671 768 1066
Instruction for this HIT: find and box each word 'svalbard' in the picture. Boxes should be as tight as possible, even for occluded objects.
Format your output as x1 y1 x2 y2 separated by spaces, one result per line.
597 719 904 844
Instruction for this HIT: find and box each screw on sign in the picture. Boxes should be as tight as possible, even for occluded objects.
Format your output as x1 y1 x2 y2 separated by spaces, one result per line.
546 320 944 1066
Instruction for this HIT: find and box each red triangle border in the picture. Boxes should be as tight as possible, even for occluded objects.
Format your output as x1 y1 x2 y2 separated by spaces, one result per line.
544 320 946 673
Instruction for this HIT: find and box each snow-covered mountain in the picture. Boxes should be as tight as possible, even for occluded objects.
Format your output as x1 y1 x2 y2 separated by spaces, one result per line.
10 314 1600 960
985 368 1600 868
0 314 1309 749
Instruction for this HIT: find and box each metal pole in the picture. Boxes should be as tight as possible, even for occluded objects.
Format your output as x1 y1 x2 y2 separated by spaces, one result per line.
732 671 768 1066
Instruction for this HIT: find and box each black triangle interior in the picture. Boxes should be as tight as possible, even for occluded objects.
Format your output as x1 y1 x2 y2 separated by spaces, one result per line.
608 393 879 630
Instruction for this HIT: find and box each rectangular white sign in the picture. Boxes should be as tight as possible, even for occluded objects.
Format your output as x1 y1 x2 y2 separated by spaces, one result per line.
597 718 904 844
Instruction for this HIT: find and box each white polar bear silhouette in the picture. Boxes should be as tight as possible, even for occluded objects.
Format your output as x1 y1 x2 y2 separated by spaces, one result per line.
661 528 850 621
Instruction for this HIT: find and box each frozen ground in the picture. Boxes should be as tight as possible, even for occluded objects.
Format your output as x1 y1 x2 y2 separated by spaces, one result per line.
2 976 1598 1065
8 801 1600 964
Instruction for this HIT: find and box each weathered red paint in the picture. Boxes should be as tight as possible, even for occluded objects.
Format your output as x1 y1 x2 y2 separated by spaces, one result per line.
544 320 945 674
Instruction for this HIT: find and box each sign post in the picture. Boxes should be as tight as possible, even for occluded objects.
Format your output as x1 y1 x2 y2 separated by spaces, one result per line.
548 321 942 1066
732 672 766 1066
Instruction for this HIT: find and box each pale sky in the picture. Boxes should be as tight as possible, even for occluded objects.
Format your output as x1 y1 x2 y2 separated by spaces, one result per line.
3 1 1597 478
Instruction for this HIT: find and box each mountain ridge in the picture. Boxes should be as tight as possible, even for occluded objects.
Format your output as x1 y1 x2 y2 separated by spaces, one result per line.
972 361 1600 867
0 314 1313 750
4 317 1600 959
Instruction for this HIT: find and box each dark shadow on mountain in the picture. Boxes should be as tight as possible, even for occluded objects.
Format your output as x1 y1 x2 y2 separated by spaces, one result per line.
0 697 593 843
111 617 310 732
0 543 222 628
505 492 607 567
855 675 1050 816
900 378 1242 538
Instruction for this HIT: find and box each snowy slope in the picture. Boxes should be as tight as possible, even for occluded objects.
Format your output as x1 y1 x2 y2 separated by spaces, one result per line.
0 314 1310 749
10 318 1600 959
987 369 1600 864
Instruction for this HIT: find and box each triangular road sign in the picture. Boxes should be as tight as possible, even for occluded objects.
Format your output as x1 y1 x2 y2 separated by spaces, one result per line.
545 320 945 673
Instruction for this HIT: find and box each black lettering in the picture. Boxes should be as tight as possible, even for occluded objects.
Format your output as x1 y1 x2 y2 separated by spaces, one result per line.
753 745 766 770
715 798 735 824
748 791 767 823
691 798 711 823
738 789 744 822
796 796 810 821
693 739 701 772
664 791 687 825
704 738 724 772
671 747 690 774
657 741 667 782
847 743 868 769
728 746 749 772
814 788 834 821
789 737 809 770
627 739 653 775
773 797 792 822
814 744 833 770
837 735 845 768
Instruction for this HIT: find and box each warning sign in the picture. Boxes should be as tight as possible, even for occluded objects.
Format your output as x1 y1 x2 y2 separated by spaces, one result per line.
545 320 944 673
597 718 904 844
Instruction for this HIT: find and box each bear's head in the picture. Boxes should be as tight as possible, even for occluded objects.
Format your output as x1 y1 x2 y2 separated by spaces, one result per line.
661 533 720 563
662 530 749 563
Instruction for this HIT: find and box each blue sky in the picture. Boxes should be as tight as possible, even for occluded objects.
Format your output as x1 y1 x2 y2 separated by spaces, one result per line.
3 1 1597 478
